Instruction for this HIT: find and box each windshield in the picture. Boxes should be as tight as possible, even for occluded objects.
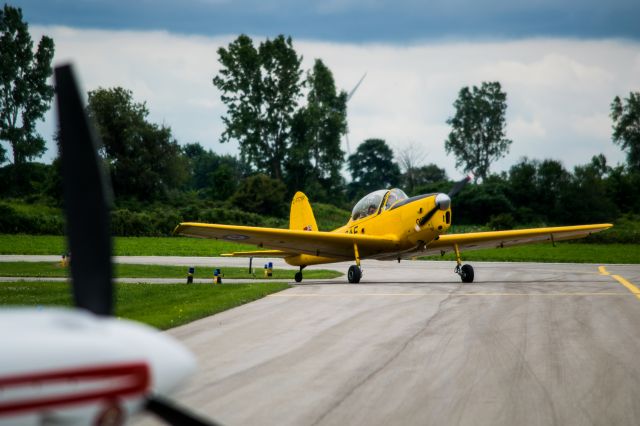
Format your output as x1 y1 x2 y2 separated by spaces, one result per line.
383 188 408 211
351 190 388 221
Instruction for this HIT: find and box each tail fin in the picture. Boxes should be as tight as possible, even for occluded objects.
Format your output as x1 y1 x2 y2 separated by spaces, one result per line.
290 192 318 232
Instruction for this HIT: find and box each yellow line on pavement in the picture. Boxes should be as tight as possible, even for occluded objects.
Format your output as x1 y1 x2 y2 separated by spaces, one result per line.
600 266 640 301
612 275 640 301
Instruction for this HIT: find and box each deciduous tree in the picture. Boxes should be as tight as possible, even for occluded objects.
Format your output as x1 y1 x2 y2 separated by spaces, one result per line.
348 138 400 198
286 59 347 201
0 4 54 165
445 82 511 181
87 87 187 201
182 142 245 200
213 34 303 181
611 92 640 172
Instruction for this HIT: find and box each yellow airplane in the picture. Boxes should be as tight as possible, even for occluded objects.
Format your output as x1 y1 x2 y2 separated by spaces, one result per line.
174 175 612 283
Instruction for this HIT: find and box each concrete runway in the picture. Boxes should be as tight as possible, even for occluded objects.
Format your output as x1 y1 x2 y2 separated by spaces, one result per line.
128 259 640 426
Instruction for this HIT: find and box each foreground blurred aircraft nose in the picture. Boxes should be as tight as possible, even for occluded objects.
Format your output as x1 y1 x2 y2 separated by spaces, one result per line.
101 315 197 395
0 309 197 425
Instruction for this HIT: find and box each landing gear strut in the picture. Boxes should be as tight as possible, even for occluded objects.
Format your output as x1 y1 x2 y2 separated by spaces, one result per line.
294 266 305 283
453 244 474 283
348 242 362 283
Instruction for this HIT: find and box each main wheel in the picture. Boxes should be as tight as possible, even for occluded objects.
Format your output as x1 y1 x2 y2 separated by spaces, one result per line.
347 265 362 283
460 264 474 283
294 271 303 283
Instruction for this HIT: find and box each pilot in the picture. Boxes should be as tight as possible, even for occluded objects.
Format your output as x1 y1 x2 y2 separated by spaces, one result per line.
367 204 377 215
386 192 397 209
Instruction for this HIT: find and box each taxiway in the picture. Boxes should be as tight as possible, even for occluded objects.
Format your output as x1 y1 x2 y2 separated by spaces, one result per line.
130 259 640 425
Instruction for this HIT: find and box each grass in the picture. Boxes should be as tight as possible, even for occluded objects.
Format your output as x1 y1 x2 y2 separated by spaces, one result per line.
1 235 638 264
0 234 255 256
0 262 342 279
0 281 290 330
421 243 640 264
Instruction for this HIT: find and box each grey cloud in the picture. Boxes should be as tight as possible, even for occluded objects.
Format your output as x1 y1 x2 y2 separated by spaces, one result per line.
12 0 640 41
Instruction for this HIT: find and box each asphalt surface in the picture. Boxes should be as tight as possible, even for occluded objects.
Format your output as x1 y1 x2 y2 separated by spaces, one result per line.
121 259 640 426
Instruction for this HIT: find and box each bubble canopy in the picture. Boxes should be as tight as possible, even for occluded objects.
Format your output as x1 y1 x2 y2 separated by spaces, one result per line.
351 188 408 221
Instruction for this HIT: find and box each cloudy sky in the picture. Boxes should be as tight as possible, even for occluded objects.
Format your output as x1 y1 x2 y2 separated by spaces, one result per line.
8 0 640 178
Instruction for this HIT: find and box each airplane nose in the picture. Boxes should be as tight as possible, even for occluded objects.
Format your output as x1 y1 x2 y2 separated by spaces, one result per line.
435 193 451 210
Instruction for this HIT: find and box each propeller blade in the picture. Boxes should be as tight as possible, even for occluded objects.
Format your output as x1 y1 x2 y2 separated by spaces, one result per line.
448 172 474 198
417 193 452 227
55 64 114 316
418 205 439 227
146 395 219 426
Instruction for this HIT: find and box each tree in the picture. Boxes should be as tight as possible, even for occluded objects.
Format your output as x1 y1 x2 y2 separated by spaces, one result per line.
564 155 618 223
396 144 447 194
87 87 187 201
286 59 347 201
445 81 511 181
347 138 400 198
0 4 54 165
611 92 640 172
536 159 572 222
182 142 245 200
230 173 287 216
506 158 540 222
397 143 427 194
213 34 303 181
414 165 447 186
453 174 513 225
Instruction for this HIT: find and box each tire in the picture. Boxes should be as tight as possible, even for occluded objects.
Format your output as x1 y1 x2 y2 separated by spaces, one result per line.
348 265 361 283
460 264 474 283
294 271 303 283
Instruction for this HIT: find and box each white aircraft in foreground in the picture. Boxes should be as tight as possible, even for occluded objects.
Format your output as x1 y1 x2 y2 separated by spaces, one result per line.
0 65 215 426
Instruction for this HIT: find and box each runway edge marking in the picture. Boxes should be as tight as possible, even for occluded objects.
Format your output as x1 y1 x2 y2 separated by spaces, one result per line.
600 266 640 301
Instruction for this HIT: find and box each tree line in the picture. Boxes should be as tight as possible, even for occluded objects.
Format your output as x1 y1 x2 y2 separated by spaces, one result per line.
1 4 639 235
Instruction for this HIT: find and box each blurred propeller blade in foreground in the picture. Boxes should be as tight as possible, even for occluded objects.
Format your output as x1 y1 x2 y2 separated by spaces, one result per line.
56 64 113 316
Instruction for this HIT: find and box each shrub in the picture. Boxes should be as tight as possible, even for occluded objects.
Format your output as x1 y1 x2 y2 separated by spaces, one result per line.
0 202 64 234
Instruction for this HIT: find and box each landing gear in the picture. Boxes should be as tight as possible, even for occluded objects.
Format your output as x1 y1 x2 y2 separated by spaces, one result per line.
347 242 363 283
455 263 474 283
453 243 474 283
294 266 305 283
348 265 362 283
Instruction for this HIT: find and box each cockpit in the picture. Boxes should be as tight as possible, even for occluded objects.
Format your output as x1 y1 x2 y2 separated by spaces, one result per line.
351 188 408 221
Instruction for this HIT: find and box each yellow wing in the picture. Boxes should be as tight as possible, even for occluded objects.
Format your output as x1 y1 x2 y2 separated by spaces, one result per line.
422 223 612 256
221 249 292 258
174 222 401 259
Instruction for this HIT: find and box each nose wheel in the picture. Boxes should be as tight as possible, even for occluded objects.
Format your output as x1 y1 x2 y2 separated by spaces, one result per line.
453 244 474 283
294 266 305 283
455 264 474 283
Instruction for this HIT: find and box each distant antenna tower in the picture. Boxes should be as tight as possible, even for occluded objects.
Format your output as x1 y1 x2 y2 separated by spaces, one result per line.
344 72 367 155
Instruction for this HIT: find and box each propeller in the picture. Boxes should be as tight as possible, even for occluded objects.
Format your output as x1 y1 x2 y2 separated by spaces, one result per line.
57 64 113 316
448 172 474 198
416 173 474 228
55 64 217 426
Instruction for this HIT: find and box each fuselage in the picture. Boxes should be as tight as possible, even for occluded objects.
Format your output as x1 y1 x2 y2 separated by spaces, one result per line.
285 190 452 266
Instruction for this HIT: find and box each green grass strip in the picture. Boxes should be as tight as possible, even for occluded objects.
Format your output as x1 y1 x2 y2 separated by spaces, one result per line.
0 281 290 330
421 243 640 264
1 235 638 264
0 235 255 256
0 262 342 279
